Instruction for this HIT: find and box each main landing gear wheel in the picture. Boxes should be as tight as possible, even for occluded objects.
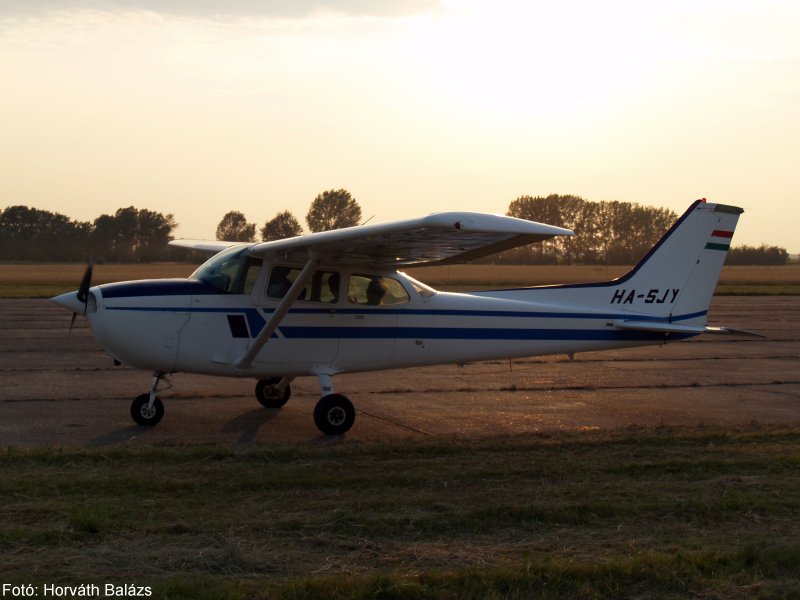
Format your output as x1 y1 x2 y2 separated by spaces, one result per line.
314 394 356 436
255 378 291 409
131 393 164 426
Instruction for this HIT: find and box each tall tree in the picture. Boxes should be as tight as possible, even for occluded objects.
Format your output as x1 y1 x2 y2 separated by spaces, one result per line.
306 189 362 233
91 207 177 262
216 211 256 242
135 208 178 262
260 211 303 241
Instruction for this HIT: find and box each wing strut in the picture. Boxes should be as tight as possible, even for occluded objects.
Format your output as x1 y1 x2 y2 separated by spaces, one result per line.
235 254 320 370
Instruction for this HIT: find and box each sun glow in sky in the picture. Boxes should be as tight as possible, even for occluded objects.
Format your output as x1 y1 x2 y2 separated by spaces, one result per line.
1 0 799 250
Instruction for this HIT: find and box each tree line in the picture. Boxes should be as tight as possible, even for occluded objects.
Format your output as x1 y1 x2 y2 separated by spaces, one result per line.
502 194 678 265
0 189 360 262
0 205 177 262
726 244 789 266
1 192 788 265
501 195 789 265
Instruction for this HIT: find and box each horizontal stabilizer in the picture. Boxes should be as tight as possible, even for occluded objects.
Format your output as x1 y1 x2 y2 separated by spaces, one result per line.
702 326 766 338
170 239 243 254
615 320 764 337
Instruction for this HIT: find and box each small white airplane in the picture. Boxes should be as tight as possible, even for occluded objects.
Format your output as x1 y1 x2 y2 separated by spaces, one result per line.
52 199 754 435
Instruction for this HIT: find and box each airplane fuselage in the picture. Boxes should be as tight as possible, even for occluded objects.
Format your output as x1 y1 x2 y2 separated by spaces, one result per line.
85 264 688 380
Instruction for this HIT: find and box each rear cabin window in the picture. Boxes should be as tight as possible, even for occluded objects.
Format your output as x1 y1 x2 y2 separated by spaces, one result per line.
267 267 340 303
348 275 410 306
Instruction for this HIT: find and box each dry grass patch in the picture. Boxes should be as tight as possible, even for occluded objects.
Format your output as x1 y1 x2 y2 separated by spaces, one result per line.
0 263 195 297
0 262 194 285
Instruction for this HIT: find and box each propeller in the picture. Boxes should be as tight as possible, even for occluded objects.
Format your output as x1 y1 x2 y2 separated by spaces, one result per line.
76 260 93 305
69 260 93 334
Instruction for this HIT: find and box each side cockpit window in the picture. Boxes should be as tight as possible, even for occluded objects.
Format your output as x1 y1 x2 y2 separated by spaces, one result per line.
267 266 294 298
238 257 263 294
267 266 340 303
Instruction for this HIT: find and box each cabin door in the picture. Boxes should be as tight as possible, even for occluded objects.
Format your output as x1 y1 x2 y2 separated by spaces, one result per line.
253 265 342 368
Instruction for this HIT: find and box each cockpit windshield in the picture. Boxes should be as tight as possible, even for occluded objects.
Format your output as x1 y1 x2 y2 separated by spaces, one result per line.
190 245 263 294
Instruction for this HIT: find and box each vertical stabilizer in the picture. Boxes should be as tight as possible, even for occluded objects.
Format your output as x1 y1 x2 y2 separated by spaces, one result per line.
607 200 743 324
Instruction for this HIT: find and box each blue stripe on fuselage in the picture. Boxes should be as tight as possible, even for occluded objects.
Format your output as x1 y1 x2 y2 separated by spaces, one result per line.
282 307 708 322
103 305 699 342
280 326 692 342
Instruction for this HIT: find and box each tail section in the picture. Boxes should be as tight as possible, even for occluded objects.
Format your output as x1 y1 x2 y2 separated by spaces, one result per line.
606 200 742 324
485 199 744 330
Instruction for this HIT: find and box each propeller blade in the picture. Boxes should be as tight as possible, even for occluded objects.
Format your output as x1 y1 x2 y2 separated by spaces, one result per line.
69 312 78 335
76 260 93 309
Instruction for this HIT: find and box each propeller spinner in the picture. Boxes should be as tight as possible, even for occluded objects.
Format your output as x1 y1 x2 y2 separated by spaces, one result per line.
51 261 94 333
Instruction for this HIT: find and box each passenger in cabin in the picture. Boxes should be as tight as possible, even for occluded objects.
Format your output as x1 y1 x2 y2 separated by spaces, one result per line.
328 273 340 303
267 267 292 298
366 278 388 305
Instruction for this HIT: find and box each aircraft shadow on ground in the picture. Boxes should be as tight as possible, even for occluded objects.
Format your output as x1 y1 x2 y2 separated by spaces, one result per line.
221 408 280 444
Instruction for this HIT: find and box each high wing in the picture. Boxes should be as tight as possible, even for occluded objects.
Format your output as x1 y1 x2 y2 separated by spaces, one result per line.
244 212 573 267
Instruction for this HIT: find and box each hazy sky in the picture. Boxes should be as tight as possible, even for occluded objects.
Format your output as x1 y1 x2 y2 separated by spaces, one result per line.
2 0 798 251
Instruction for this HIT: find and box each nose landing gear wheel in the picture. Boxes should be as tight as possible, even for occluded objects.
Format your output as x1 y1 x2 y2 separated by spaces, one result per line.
314 394 355 436
131 393 164 426
255 378 291 409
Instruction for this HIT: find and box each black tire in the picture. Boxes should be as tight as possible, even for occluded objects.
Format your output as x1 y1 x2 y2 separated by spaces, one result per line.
255 378 291 409
131 393 164 426
313 394 355 436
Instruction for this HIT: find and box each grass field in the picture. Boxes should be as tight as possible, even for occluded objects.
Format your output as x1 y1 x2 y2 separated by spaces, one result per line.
2 426 799 598
1 262 800 297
